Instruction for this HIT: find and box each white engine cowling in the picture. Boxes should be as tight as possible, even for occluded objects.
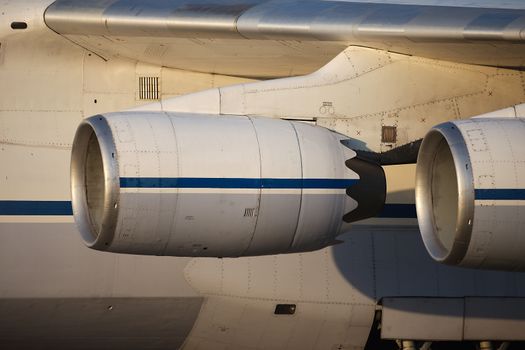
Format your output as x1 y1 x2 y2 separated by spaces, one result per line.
71 112 385 257
416 117 525 271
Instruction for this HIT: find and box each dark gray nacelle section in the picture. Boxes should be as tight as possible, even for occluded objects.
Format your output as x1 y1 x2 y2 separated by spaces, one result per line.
71 112 385 257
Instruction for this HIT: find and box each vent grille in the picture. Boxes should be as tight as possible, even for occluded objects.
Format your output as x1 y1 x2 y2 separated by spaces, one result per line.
138 77 160 100
244 208 257 217
382 126 397 143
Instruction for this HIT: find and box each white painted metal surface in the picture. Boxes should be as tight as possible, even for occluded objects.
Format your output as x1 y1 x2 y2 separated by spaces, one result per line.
3 1 525 348
382 298 465 340
71 113 362 257
142 46 525 154
183 227 525 347
382 297 525 341
44 0 525 78
417 115 525 270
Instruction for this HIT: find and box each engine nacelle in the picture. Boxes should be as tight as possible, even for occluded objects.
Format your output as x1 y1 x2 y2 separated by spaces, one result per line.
71 112 385 257
416 117 525 271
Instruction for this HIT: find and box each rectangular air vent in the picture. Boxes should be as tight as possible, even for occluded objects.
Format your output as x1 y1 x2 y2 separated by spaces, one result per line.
138 76 160 100
382 126 397 143
274 304 296 315
244 208 257 217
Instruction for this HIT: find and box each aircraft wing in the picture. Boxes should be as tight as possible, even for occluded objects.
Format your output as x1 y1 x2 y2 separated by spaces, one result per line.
45 0 525 78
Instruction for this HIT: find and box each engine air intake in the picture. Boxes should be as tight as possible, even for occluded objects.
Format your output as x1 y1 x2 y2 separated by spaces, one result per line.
416 118 525 271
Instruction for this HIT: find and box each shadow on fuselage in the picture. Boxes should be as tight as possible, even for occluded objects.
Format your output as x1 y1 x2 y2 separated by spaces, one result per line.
331 212 525 319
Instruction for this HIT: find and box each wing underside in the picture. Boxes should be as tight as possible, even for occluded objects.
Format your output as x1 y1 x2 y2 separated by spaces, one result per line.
44 0 525 43
44 0 525 77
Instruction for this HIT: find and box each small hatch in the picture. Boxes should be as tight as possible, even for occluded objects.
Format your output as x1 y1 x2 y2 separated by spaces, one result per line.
382 126 397 143
138 76 160 100
274 304 296 315
11 22 28 30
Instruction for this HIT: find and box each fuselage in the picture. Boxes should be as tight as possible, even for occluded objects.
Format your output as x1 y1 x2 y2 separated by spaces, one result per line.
2 1 525 349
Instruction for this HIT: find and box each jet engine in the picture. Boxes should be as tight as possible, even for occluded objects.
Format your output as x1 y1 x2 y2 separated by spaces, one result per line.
416 117 525 271
71 112 385 257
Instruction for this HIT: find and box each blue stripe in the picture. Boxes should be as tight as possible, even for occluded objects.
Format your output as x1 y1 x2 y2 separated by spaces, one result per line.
0 201 73 216
377 204 417 219
0 201 417 219
119 177 359 189
475 189 525 200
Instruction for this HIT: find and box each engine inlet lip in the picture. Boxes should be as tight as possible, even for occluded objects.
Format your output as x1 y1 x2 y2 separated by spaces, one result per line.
70 115 119 250
416 122 475 265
